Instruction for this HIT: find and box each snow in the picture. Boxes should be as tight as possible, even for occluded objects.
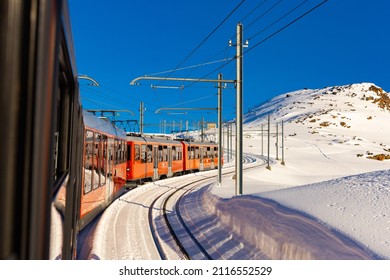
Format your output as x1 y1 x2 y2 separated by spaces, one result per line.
81 82 390 260
211 82 390 259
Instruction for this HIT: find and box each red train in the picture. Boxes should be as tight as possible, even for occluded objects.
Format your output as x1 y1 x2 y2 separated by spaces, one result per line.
126 135 222 185
80 111 127 228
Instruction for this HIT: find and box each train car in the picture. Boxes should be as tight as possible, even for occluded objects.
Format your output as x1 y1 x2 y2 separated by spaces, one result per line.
0 0 224 260
78 111 127 229
181 140 221 173
0 0 83 259
126 135 183 185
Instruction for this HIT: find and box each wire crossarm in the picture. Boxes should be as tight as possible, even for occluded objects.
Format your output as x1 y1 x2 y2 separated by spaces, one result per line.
129 76 236 85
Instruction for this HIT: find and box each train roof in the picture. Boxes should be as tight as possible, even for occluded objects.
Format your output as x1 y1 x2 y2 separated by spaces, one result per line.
125 133 218 146
179 139 218 146
126 135 181 145
83 110 126 139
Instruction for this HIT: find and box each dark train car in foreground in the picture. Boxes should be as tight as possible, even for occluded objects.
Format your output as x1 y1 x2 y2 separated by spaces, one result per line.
0 0 83 259
0 0 221 260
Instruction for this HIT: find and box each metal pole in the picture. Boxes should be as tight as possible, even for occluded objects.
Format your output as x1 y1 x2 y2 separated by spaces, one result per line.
236 23 243 196
227 123 230 163
201 116 204 142
267 114 271 170
281 120 285 165
139 102 144 135
222 122 225 158
218 73 223 186
261 124 264 156
276 123 279 160
230 122 233 162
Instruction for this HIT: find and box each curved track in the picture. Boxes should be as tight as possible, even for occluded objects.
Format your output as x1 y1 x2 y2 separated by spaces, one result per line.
81 153 265 259
80 152 379 260
152 154 265 259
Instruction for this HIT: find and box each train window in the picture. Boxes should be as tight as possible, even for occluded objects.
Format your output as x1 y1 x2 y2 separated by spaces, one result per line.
135 144 140 161
190 147 195 160
158 146 163 162
115 140 119 164
114 140 117 164
208 147 212 159
53 132 59 179
214 147 218 158
101 135 107 186
172 146 176 161
163 146 168 162
93 133 101 189
141 144 146 163
84 130 94 194
127 144 131 161
204 148 208 158
108 138 114 162
195 147 199 159
117 140 123 163
117 140 122 163
122 141 126 163
147 145 152 163
178 146 182 160
118 140 125 163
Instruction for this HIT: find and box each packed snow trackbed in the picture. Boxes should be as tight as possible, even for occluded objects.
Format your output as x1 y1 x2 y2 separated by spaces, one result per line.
77 154 378 260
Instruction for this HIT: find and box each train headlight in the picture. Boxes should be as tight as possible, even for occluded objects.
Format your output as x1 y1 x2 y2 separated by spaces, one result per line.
126 168 130 172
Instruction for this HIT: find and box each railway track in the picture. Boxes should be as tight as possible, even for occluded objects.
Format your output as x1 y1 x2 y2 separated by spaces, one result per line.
82 152 380 261
82 153 266 259
147 154 266 260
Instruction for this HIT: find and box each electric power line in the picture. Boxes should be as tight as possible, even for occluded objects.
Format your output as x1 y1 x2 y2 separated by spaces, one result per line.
245 0 329 56
238 0 270 24
161 0 247 81
146 57 234 76
244 0 283 32
247 0 310 41
184 0 329 86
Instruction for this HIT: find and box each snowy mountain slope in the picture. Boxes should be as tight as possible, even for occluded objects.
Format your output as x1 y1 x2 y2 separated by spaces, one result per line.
241 83 390 180
212 82 390 258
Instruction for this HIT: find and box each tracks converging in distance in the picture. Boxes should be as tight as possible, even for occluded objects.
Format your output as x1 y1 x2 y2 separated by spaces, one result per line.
148 154 266 260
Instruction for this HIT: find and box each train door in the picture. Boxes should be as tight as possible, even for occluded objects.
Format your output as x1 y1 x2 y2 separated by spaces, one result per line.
103 135 113 203
107 138 114 188
200 146 204 171
210 147 215 169
168 146 173 177
153 146 159 180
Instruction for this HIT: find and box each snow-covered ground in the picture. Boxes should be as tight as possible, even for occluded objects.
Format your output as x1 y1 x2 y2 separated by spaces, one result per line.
211 82 390 259
84 82 390 260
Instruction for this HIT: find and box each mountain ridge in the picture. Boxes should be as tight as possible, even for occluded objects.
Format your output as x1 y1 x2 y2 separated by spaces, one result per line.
243 82 390 162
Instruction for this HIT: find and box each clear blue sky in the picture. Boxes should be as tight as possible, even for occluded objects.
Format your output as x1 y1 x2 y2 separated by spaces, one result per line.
69 0 390 133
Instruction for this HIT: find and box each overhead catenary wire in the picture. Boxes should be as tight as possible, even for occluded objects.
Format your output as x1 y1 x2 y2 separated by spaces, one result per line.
151 0 311 87
244 0 329 56
160 0 247 81
182 0 329 87
81 82 220 118
244 0 283 32
237 0 270 24
247 0 310 41
146 57 234 76
115 0 329 129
